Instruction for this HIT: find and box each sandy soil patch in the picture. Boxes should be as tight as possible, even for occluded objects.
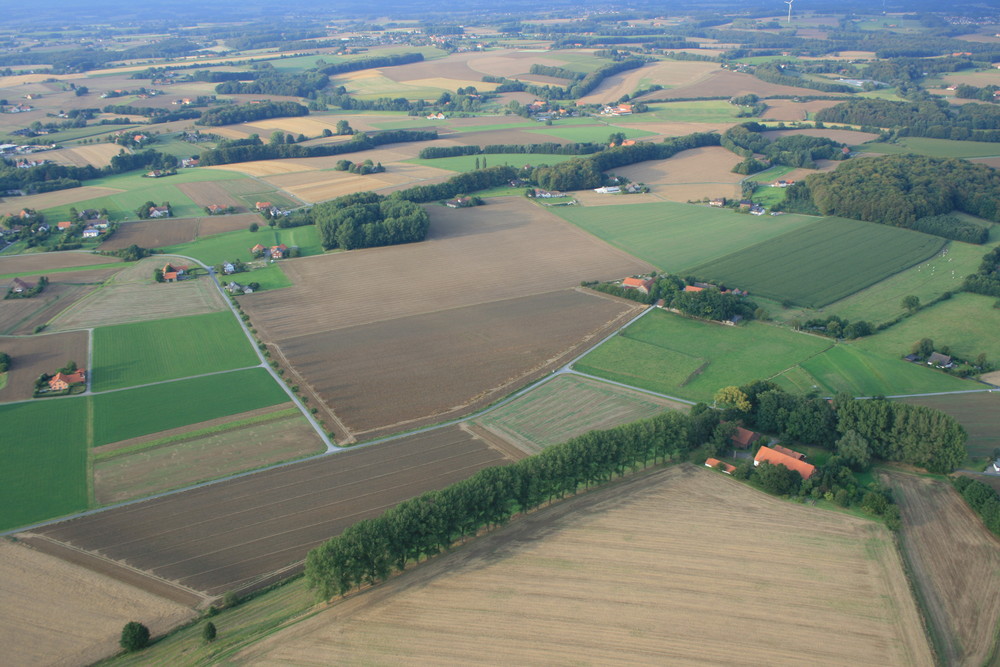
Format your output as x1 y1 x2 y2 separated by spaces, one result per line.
42 143 123 168
637 69 825 101
887 472 1000 666
763 128 879 144
36 425 514 595
236 465 931 667
0 330 89 401
0 541 195 667
763 98 843 121
577 60 719 105
0 186 124 215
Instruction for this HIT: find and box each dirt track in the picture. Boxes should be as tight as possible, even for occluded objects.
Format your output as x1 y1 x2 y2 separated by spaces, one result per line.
32 425 515 595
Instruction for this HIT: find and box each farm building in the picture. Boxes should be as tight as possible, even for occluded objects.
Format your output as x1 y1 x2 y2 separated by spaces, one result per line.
250 243 267 256
56 221 73 230
593 186 621 194
622 277 654 294
771 444 806 460
149 206 171 218
48 368 86 391
705 458 736 474
754 445 816 480
732 426 762 449
207 204 225 214
683 285 704 293
270 244 289 260
162 263 187 282
9 277 34 293
445 197 473 208
255 202 272 211
82 226 100 238
710 198 726 207
927 352 953 368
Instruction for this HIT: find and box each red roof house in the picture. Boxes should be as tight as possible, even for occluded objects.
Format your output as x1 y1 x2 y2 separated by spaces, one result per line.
250 243 267 255
705 458 737 474
771 444 806 461
683 285 704 293
255 202 272 211
731 427 762 449
270 243 288 259
48 369 86 391
754 445 816 480
56 221 73 230
622 277 654 294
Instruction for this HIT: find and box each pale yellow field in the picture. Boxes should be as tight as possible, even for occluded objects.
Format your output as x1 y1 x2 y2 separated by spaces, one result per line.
400 77 499 92
42 143 124 168
245 117 352 136
1 186 123 215
577 60 719 105
261 163 454 203
235 466 931 666
613 145 744 192
0 541 195 667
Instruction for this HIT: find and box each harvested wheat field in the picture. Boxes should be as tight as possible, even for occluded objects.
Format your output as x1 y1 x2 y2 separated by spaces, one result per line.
381 51 505 84
0 541 195 667
35 425 515 595
48 259 226 330
0 186 123 216
176 181 247 210
636 69 823 101
100 218 201 249
577 60 718 105
465 51 572 79
612 145 744 198
763 99 843 121
245 117 352 136
0 330 88 401
273 289 639 435
261 163 454 203
198 212 261 236
0 251 120 275
886 472 1000 666
41 143 123 168
243 197 650 341
235 465 931 666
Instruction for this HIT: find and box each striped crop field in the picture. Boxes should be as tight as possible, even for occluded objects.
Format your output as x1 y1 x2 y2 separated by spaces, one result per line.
690 217 945 308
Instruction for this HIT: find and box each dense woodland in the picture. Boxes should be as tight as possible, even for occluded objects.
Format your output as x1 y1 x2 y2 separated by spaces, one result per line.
963 246 1000 297
311 192 429 250
815 98 1000 142
722 122 846 171
196 101 310 127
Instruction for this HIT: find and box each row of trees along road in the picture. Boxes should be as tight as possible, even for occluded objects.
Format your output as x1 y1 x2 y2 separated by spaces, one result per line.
305 381 966 600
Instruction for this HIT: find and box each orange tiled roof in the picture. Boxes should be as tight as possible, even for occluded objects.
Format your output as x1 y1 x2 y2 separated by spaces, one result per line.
754 445 816 480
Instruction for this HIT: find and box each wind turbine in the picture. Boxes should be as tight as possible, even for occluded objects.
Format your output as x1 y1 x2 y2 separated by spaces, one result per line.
785 0 794 24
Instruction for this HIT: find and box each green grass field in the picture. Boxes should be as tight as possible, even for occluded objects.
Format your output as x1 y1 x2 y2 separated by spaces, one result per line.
690 217 946 307
91 367 288 446
526 125 657 144
162 225 323 265
573 310 832 402
553 201 815 272
92 311 258 391
0 398 88 530
242 263 292 290
407 153 581 173
0 261 123 282
856 293 1000 363
859 137 1000 158
631 101 741 124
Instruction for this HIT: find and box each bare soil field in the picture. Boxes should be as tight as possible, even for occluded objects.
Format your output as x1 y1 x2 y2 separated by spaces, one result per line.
47 259 226 330
0 251 121 275
41 143 124 168
763 98 843 121
243 197 649 341
886 471 1000 666
100 218 201 249
274 289 639 436
612 145 744 199
94 410 325 505
235 465 931 667
577 60 718 105
466 51 572 79
0 541 196 667
636 69 825 101
0 186 123 217
970 156 1000 169
175 181 247 210
762 128 879 144
0 330 88 402
0 267 119 335
198 212 261 236
33 425 516 595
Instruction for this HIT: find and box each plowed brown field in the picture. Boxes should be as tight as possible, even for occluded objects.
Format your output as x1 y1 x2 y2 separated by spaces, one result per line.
886 472 1000 666
0 330 88 401
33 425 516 595
0 541 195 667
99 214 260 249
0 267 118 335
611 145 744 202
235 465 931 666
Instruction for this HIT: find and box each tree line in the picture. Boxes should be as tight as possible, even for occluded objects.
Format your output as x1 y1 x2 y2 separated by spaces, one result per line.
197 129 437 166
317 52 424 76
815 98 1000 142
215 71 329 97
418 142 604 159
781 154 1000 233
722 122 846 170
584 275 759 322
481 59 647 101
0 149 175 195
952 476 1000 537
963 246 1000 297
196 101 309 127
750 62 856 94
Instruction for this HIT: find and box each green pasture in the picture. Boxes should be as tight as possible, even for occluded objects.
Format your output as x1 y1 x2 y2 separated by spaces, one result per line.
526 125 657 144
91 368 288 446
553 200 815 272
92 311 258 392
152 137 213 159
161 225 323 266
746 165 798 183
690 217 945 307
332 74 448 101
573 310 832 403
407 153 580 173
242 263 292 290
859 137 1000 159
856 293 1000 363
899 392 1000 460
632 101 741 124
801 239 988 325
12 125 141 144
0 261 123 282
0 398 88 530
750 187 787 208
543 52 611 73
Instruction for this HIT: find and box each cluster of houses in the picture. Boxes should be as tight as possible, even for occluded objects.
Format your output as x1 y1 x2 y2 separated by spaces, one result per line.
181 157 199 168
1 103 33 114
148 205 171 218
600 103 634 116
594 183 644 194
0 142 56 156
56 218 109 238
250 243 289 260
225 281 255 295
255 201 290 217
9 277 36 294
770 179 796 188
706 427 817 481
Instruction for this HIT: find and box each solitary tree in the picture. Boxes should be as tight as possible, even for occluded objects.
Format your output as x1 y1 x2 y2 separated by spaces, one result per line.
202 621 217 643
902 295 920 313
249 222 259 233
714 386 751 413
119 622 150 652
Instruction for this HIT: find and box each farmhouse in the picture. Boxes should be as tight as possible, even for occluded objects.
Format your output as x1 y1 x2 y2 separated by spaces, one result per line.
9 277 34 293
222 262 236 274
750 205 766 216
250 243 267 256
226 281 254 295
207 204 225 214
162 263 187 282
149 206 171 218
270 244 289 259
732 426 762 449
927 352 953 368
56 221 73 230
82 226 100 238
445 197 473 208
710 198 726 207
622 276 654 294
705 458 737 474
181 157 199 168
754 445 816 480
48 368 86 391
683 285 704 293
255 202 272 211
